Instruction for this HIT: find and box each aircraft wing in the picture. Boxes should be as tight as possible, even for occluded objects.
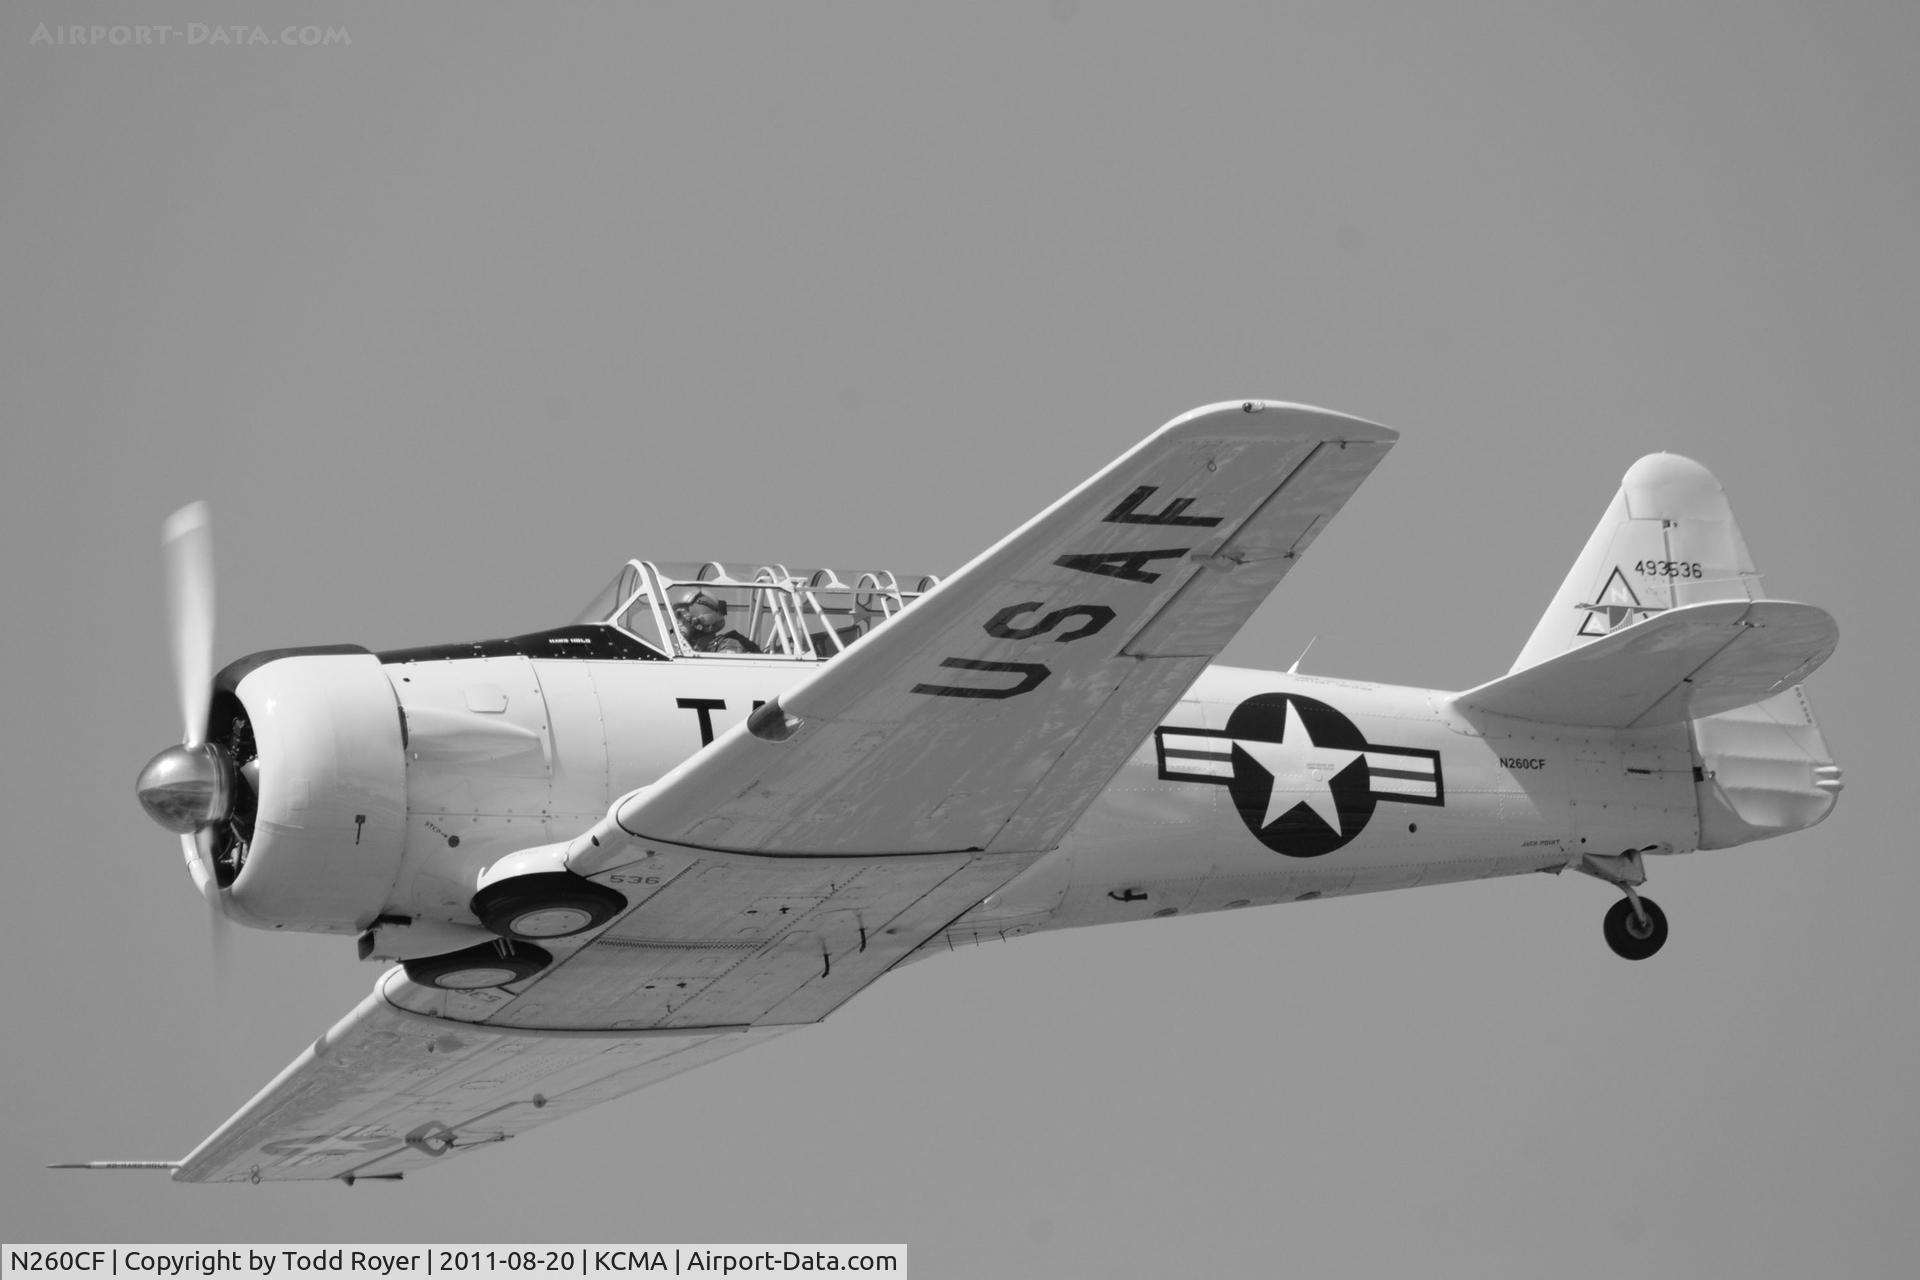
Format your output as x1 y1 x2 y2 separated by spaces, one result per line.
583 399 1398 865
158 400 1396 1184
168 972 794 1184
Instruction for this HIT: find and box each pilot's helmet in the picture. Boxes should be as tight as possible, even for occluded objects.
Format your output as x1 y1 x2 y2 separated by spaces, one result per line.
675 590 727 638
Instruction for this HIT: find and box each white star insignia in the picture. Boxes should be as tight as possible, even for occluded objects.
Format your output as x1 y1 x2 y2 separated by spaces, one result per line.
1234 701 1363 835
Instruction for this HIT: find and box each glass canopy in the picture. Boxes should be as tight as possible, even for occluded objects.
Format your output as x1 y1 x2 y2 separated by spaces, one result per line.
574 560 940 660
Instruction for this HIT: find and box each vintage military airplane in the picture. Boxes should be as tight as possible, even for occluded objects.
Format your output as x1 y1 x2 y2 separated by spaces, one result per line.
84 400 1839 1184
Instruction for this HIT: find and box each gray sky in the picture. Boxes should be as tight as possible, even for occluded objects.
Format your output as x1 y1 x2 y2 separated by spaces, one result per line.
4 3 1916 1276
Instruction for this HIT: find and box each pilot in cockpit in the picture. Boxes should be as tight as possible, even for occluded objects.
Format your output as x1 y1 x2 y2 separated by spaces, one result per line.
673 590 761 655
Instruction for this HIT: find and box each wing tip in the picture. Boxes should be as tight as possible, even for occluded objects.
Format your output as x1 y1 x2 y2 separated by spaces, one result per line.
1169 399 1399 444
48 1160 181 1172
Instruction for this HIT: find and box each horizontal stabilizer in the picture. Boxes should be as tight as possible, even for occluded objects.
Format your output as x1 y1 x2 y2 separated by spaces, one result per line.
1453 600 1836 729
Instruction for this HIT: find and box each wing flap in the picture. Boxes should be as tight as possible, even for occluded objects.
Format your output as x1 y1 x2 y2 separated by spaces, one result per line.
397 849 1023 1032
1451 600 1837 729
173 975 792 1184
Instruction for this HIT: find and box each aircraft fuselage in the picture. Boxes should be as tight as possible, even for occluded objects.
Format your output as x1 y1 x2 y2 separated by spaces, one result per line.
216 647 1700 955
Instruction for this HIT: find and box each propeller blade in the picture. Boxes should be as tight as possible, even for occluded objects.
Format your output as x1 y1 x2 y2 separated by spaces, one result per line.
162 501 215 746
180 831 217 901
209 896 235 988
183 832 234 982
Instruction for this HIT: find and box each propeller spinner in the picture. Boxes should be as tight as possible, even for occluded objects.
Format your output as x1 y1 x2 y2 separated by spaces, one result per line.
134 743 233 834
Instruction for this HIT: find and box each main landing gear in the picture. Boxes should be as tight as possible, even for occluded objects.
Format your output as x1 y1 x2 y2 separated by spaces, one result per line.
403 939 553 990
1602 891 1668 961
471 871 627 941
397 872 628 993
1579 849 1670 961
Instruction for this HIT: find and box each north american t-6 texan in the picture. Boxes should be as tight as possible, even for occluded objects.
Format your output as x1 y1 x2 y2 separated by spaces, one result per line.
78 401 1840 1184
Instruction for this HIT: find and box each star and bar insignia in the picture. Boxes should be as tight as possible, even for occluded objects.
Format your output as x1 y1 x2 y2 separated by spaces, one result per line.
1154 693 1442 859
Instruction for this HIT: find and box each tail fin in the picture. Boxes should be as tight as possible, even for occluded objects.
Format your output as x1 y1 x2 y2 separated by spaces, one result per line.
1511 453 1763 674
1514 454 1841 847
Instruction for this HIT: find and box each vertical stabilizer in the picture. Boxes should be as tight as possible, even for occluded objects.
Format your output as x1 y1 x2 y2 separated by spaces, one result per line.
1513 454 1840 847
1510 453 1762 675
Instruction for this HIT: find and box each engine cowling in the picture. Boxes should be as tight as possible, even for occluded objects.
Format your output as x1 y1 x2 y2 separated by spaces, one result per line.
213 649 408 933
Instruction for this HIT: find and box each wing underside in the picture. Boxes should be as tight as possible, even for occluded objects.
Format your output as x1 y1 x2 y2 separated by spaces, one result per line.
175 974 794 1183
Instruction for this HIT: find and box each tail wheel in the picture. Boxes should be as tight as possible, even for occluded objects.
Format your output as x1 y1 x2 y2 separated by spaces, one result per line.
403 939 552 990
1602 896 1669 961
471 872 628 941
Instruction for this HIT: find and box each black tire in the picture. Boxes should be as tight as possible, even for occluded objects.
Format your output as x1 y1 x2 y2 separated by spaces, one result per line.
1602 896 1669 961
403 939 552 990
471 872 627 940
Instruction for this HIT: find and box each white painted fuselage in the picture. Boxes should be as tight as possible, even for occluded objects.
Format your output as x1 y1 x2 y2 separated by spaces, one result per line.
225 648 1699 958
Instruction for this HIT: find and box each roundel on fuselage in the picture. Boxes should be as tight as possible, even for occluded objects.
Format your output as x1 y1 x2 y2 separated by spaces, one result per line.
1222 693 1396 858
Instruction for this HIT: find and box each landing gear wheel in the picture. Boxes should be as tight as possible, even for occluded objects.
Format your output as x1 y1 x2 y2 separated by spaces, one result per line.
471 872 628 941
403 939 553 990
1602 896 1669 961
